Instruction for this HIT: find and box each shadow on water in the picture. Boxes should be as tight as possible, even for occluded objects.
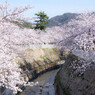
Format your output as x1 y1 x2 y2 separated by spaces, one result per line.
29 64 63 81
19 58 63 82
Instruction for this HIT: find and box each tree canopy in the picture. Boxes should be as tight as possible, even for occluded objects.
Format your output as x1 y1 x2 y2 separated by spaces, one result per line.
34 11 49 31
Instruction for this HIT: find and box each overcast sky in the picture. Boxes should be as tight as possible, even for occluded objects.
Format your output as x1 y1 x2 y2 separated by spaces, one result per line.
1 0 95 19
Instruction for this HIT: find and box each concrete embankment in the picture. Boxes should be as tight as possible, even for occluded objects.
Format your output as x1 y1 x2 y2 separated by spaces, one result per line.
17 48 64 81
19 69 60 95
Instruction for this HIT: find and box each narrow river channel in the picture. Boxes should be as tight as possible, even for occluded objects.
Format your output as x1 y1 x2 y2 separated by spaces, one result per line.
19 69 58 95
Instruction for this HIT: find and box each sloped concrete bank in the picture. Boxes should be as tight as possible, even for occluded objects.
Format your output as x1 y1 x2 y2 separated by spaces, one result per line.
16 48 66 95
18 69 60 95
41 69 60 95
29 64 63 81
54 53 95 95
17 48 65 81
17 60 65 95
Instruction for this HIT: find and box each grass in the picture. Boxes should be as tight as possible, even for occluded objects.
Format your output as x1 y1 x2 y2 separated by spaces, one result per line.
53 48 58 52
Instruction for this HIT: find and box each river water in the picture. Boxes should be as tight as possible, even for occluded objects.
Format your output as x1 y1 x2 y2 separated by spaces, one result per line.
19 69 58 95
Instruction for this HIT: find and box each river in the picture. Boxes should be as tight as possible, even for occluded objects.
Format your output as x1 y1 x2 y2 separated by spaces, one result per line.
19 69 59 95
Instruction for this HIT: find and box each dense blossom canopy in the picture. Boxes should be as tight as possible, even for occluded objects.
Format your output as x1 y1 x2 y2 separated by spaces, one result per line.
0 2 95 94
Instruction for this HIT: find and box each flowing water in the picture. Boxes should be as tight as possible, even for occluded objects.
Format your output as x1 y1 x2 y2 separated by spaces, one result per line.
19 69 58 95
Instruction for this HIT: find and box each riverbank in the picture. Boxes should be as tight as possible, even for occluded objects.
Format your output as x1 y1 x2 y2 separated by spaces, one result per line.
19 69 59 95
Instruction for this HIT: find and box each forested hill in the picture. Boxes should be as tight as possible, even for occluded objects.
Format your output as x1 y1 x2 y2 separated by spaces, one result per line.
47 13 79 27
14 13 79 29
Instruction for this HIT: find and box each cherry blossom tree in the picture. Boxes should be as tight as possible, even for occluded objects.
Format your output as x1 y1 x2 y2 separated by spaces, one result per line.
54 11 95 51
1 2 95 94
0 2 39 95
68 12 95 51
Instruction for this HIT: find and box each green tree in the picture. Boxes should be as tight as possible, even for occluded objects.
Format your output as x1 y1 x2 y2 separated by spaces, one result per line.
34 11 49 31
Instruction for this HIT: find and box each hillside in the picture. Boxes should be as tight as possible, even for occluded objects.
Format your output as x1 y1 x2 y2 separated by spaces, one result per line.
14 13 79 29
47 13 79 27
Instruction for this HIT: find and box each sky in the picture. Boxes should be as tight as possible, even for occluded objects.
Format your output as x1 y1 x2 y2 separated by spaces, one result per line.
1 0 95 19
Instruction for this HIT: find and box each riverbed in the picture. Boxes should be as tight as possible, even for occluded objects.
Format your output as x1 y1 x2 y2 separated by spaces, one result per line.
19 69 58 95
